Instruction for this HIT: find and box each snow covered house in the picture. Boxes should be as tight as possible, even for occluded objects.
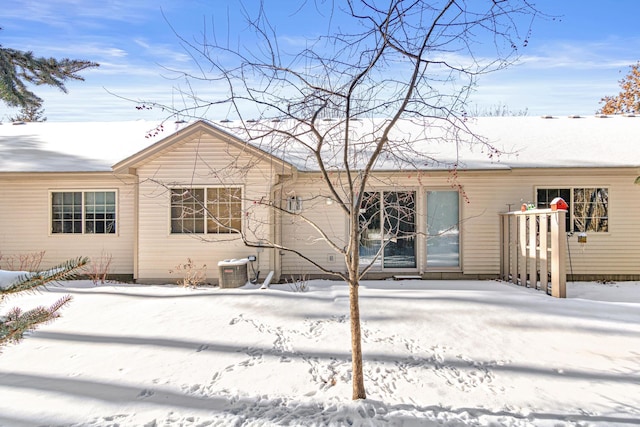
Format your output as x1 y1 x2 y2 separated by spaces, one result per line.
0 116 638 283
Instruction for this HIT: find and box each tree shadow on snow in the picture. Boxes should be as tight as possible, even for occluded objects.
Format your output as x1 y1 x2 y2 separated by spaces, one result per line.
1 372 638 426
29 331 640 386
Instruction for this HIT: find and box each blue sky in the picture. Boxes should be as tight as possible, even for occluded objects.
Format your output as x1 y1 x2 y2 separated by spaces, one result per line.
1 1 639 122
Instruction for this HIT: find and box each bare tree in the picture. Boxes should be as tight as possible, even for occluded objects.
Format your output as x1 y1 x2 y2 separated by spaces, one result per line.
145 0 540 400
468 102 529 117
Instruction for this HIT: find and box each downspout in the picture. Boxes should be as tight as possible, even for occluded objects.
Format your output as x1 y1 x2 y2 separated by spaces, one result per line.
417 189 425 276
270 180 283 283
133 172 140 282
270 169 297 283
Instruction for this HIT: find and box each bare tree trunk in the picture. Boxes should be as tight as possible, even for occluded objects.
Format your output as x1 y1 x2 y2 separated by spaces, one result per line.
349 277 366 399
347 208 366 399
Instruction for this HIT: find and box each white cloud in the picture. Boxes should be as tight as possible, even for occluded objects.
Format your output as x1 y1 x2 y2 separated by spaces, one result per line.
104 48 129 58
1 0 167 25
516 38 640 71
134 38 151 49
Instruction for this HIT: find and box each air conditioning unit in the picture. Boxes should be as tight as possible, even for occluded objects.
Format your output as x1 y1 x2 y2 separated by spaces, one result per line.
217 259 249 288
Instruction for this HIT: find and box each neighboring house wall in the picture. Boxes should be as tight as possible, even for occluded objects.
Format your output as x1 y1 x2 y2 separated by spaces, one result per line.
0 172 136 275
133 129 287 283
279 167 640 280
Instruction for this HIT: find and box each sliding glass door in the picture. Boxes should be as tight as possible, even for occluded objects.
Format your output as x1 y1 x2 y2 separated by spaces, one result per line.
359 191 416 269
426 190 460 267
358 189 459 270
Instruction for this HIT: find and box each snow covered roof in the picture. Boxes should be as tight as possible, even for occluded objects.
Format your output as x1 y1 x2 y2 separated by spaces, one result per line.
1 115 639 173
0 120 189 173
217 114 640 171
462 115 640 169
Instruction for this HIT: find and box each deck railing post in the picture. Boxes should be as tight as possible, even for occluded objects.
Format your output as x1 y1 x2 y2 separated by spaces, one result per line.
550 210 567 298
509 215 518 284
539 213 549 294
518 214 527 287
500 215 510 281
528 213 538 289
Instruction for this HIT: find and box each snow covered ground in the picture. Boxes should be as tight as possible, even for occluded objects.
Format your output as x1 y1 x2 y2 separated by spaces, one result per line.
1 278 639 426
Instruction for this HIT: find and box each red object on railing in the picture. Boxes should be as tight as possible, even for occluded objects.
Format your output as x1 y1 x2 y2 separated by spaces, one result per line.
550 197 568 211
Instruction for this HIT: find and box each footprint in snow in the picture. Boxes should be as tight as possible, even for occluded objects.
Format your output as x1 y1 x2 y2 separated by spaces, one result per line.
137 389 154 398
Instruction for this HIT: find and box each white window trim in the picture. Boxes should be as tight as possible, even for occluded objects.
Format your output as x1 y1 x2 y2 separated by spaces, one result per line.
535 186 610 233
49 189 119 236
424 188 463 272
168 185 244 235
356 188 419 271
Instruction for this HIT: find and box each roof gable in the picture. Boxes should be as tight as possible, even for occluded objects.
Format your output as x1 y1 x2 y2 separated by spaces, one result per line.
0 120 293 174
112 120 293 174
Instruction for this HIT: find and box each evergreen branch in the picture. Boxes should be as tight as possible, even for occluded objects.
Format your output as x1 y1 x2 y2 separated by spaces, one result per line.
0 257 88 295
0 47 99 109
1 257 87 350
1 295 72 346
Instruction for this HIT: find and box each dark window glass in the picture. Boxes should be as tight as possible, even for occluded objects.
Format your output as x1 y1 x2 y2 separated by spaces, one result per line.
536 188 608 232
52 191 82 234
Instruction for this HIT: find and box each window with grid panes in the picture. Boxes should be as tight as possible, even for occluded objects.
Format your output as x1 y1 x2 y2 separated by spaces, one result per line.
536 187 608 232
52 191 116 234
170 187 242 234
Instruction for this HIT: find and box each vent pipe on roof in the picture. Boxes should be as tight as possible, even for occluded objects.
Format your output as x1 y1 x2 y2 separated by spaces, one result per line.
540 115 555 119
568 115 582 118
596 114 609 118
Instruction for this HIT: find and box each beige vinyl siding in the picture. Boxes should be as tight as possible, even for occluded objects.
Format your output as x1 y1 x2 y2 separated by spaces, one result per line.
456 171 518 276
279 175 348 275
280 172 446 275
0 173 136 274
279 168 640 278
135 131 285 283
452 168 640 277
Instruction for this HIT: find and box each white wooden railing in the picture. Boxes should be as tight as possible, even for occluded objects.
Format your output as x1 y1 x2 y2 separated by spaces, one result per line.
499 209 567 298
